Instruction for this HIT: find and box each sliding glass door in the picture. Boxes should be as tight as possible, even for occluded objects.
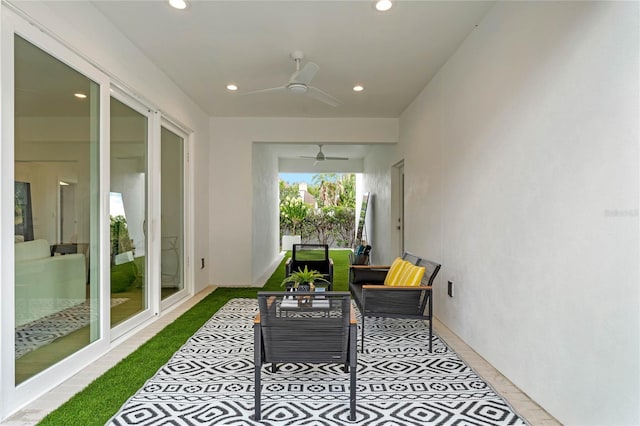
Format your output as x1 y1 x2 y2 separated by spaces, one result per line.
160 125 186 301
13 35 100 384
5 17 190 412
109 96 150 327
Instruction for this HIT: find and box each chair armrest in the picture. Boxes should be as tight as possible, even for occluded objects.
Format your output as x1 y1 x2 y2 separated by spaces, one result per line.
254 313 261 324
350 264 390 270
363 285 432 291
350 305 357 325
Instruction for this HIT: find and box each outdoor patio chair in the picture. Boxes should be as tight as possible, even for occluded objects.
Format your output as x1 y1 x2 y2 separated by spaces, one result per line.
285 243 334 290
254 291 357 421
349 252 441 352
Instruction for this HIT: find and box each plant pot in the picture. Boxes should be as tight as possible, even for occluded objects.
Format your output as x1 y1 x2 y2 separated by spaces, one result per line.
282 235 301 251
296 282 314 306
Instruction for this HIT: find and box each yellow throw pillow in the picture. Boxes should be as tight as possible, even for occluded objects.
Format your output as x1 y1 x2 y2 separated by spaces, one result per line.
384 257 408 286
398 264 426 287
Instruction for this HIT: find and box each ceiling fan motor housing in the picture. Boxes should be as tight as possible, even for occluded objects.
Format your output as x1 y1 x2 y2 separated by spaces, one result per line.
287 83 308 94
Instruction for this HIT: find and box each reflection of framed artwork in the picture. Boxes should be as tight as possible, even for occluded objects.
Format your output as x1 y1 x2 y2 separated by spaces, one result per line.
15 181 34 242
355 192 370 244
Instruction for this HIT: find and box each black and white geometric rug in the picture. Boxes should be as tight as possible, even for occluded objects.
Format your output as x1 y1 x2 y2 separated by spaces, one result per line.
107 298 528 425
15 298 128 359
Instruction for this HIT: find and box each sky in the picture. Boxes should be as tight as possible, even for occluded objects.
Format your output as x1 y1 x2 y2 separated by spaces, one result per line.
279 173 317 184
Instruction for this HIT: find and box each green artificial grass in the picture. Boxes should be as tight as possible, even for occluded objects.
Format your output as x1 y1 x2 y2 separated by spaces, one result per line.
110 257 145 293
38 249 351 426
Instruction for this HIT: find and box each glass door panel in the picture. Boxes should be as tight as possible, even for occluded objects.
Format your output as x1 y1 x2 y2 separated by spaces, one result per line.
160 127 184 299
14 35 100 384
109 97 148 326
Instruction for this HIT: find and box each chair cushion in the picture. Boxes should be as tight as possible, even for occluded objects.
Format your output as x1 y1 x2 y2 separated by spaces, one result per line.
384 257 409 286
397 264 426 287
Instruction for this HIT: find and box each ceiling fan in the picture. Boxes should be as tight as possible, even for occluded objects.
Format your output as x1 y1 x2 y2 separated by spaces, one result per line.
239 51 341 107
299 144 349 162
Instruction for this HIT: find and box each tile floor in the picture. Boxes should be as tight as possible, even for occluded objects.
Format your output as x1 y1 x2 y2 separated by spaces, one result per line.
2 287 560 425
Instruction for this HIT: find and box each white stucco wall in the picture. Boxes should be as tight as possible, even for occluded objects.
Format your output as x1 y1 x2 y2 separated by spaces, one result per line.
209 117 398 286
399 2 639 424
361 145 398 265
251 143 281 285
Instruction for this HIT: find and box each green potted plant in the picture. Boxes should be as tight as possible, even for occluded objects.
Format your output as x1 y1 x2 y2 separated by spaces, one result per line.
281 265 328 291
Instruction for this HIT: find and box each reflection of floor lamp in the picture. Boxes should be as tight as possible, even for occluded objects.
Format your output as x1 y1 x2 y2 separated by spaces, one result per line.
356 192 370 246
161 236 179 287
361 223 368 246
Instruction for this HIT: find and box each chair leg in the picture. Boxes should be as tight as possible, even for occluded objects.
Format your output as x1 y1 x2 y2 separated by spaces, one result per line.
349 322 357 421
349 366 356 421
254 363 261 420
428 293 433 353
360 315 365 353
254 326 262 421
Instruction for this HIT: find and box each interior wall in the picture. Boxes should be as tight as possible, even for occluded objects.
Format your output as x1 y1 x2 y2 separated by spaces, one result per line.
14 162 75 245
399 2 639 425
9 1 211 292
209 117 398 286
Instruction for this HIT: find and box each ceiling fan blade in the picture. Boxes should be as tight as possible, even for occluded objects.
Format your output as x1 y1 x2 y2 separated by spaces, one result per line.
324 156 349 160
306 86 341 107
237 86 286 96
298 156 317 159
290 62 319 85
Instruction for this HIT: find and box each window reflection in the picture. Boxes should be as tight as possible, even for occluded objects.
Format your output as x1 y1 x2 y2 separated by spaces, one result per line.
110 98 148 326
161 127 184 299
14 35 100 384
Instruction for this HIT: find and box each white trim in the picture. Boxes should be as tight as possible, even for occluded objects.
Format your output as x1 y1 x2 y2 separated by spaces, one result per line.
0 7 17 419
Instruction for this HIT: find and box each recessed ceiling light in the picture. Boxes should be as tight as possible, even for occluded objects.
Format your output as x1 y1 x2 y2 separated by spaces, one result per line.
74 93 87 99
375 0 393 12
169 0 187 10
226 84 238 91
353 85 364 92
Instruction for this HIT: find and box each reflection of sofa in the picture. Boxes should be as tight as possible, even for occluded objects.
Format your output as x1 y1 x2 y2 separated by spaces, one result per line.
15 239 86 326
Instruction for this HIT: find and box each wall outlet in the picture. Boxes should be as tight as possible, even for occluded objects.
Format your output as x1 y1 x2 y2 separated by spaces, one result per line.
447 281 454 297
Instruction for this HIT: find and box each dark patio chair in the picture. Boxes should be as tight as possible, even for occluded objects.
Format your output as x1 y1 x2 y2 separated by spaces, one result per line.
254 291 357 421
349 252 441 352
285 244 334 289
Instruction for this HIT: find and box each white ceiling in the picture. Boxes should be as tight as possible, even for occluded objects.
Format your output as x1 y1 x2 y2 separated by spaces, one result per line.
91 0 494 118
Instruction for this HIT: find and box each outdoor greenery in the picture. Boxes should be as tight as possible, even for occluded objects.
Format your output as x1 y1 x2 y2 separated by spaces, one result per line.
280 173 356 248
110 215 133 257
279 196 309 236
38 250 351 426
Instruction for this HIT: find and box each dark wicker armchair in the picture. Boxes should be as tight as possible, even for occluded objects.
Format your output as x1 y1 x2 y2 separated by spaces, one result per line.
285 244 334 289
349 252 441 352
254 291 357 421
